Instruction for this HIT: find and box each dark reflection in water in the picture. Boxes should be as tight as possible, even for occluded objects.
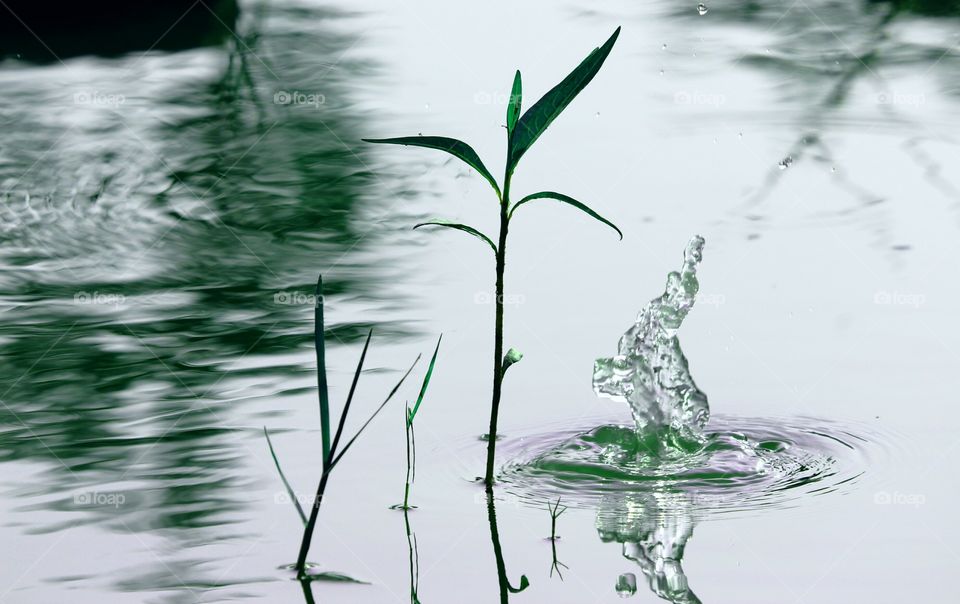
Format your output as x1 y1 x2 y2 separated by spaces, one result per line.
0 0 404 597
0 0 240 62
486 487 530 603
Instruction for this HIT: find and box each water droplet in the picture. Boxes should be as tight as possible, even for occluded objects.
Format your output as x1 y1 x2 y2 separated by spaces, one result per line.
424 103 430 110
697 3 708 15
738 131 743 139
595 111 601 118
662 43 668 50
778 156 793 170
659 68 664 76
830 166 837 173
418 132 422 136
616 573 638 597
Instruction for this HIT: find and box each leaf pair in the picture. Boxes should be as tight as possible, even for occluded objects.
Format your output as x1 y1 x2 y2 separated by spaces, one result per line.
367 27 620 182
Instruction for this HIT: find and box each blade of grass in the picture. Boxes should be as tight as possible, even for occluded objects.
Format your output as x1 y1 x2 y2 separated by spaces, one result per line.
326 353 421 472
315 275 331 469
264 427 307 526
407 334 442 426
327 329 373 462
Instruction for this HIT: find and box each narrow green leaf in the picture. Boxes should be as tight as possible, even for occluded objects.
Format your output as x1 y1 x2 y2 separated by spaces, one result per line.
314 275 331 470
413 221 498 255
407 335 442 426
506 70 522 136
326 354 422 473
363 136 501 198
501 347 523 376
508 27 621 171
264 427 307 526
328 329 373 463
509 191 622 240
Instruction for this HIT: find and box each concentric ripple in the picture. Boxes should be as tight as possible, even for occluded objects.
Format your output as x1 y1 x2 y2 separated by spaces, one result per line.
497 414 888 518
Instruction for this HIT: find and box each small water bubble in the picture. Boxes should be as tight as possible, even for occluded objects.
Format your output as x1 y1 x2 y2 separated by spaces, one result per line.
697 3 709 15
778 156 793 170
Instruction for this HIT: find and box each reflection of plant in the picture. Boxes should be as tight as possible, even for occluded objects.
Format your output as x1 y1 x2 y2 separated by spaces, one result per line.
486 486 530 602
404 509 421 604
397 336 442 511
366 27 623 486
265 275 421 578
548 497 569 579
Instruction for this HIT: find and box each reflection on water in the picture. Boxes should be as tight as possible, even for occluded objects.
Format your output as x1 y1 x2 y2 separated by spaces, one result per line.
0 0 957 600
597 491 701 603
0 0 407 597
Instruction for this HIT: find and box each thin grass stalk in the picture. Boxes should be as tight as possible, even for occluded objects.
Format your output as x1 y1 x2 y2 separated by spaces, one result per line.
295 352 420 575
314 276 331 468
264 427 307 525
403 406 413 509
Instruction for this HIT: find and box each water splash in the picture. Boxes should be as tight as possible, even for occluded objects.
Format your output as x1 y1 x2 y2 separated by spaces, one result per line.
593 236 709 452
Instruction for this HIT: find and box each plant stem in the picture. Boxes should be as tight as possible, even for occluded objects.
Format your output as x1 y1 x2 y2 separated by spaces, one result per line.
485 171 511 486
296 470 330 576
403 413 412 509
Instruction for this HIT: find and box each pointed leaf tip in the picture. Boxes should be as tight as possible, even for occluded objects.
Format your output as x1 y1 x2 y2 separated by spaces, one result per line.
506 70 522 136
507 27 621 172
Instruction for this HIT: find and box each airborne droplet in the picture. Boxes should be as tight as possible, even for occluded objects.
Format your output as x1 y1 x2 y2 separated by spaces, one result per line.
778 156 793 170
697 3 709 15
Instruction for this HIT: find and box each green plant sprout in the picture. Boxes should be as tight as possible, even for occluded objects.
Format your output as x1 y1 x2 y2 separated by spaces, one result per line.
265 274 421 578
365 26 623 486
395 335 442 511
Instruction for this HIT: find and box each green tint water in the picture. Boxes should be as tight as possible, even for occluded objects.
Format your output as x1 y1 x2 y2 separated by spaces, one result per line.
0 0 958 602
